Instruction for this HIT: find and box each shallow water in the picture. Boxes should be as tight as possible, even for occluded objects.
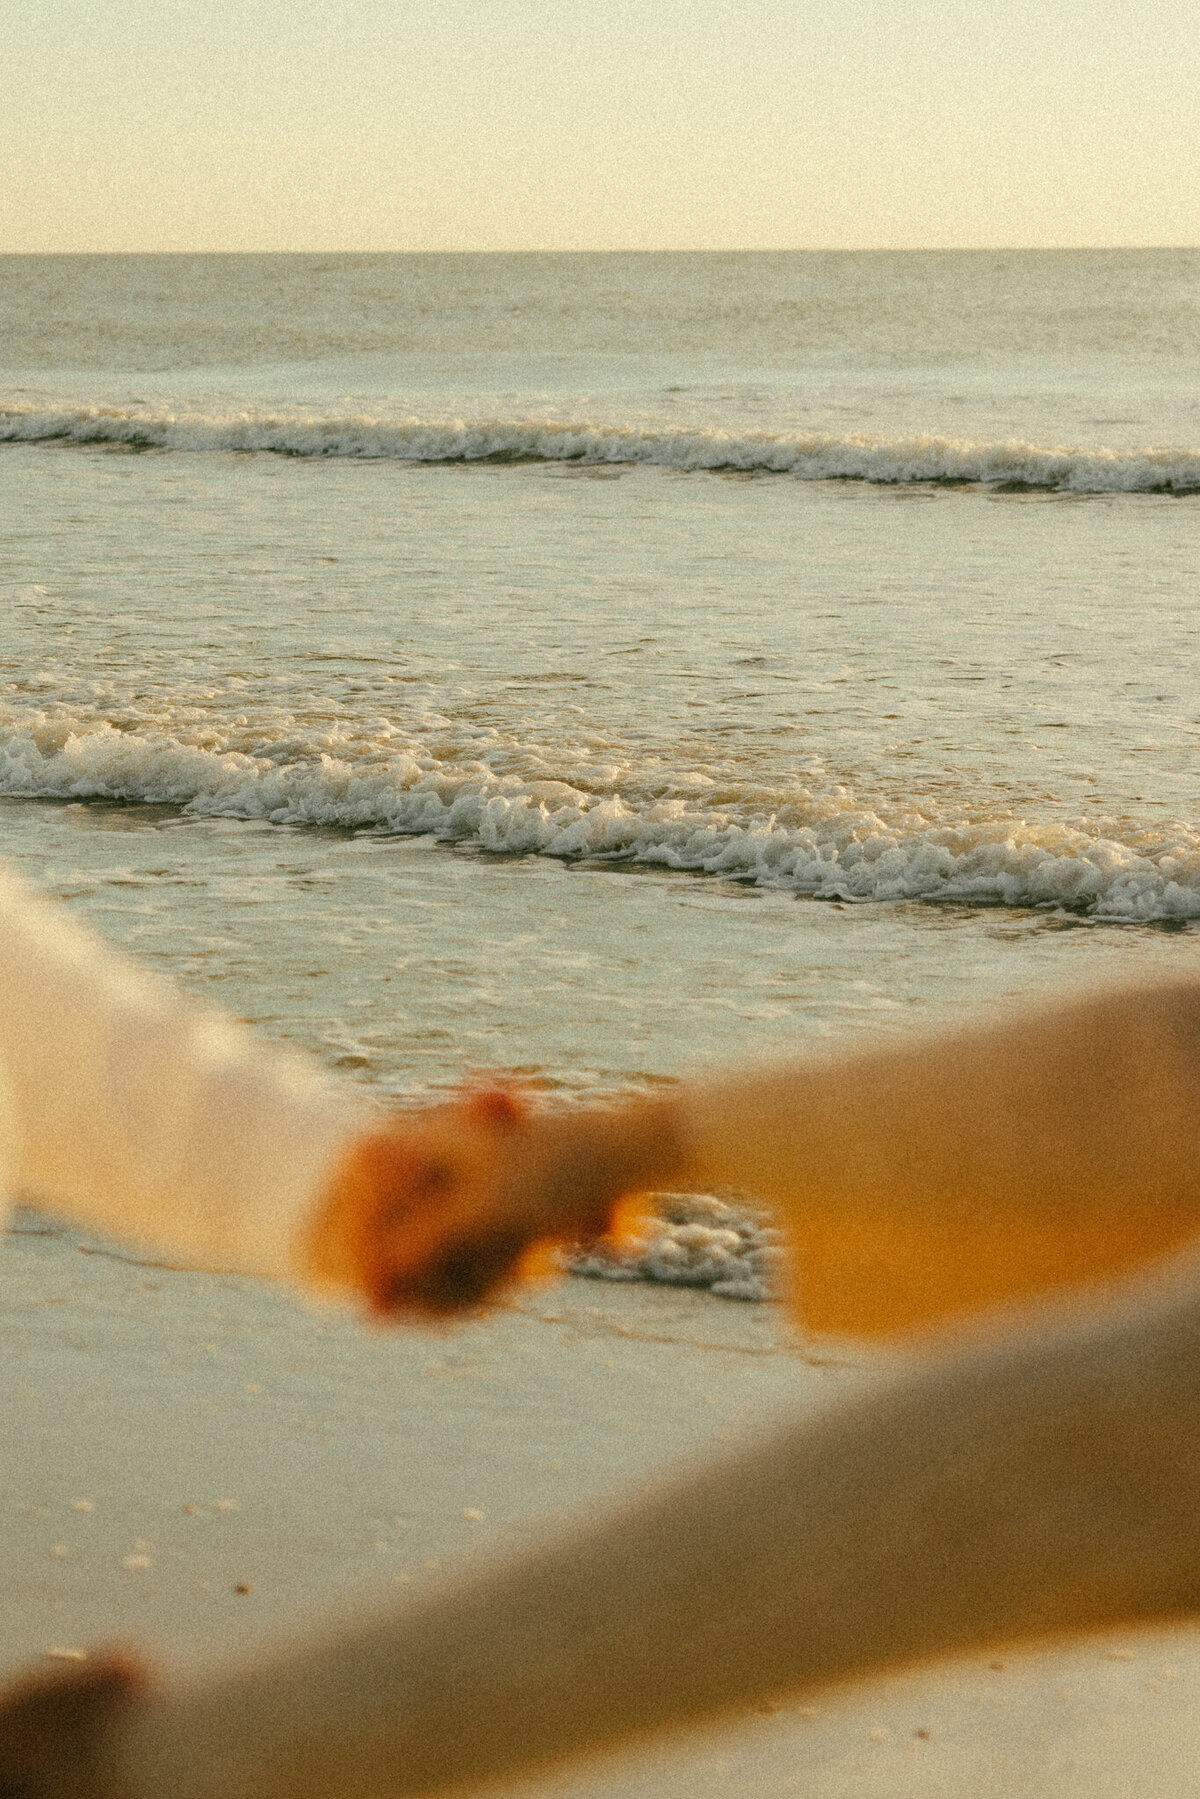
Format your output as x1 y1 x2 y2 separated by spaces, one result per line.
2 253 1199 1229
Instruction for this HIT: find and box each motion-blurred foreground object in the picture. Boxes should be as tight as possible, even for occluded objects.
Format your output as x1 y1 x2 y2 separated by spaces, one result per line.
10 1253 1200 1798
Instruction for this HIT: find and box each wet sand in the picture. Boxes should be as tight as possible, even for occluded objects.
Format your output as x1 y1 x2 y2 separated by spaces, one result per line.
2 1212 1199 1798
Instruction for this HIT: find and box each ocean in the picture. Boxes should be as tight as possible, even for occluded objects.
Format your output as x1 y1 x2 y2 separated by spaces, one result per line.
3 251 1199 1296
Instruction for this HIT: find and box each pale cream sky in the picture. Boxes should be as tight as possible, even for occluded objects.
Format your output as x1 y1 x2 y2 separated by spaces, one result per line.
4 0 1198 253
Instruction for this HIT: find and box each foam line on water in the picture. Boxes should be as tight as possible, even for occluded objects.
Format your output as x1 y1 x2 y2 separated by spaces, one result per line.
568 1194 784 1302
3 714 1199 921
4 402 1200 493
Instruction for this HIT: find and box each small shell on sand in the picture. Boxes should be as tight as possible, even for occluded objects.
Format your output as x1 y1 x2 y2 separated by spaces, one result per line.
45 1647 87 1662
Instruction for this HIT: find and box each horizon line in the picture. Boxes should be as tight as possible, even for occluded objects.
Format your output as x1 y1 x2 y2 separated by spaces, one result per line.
3 243 1199 258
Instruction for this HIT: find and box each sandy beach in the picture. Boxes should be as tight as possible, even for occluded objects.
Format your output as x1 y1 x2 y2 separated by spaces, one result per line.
6 4 1200 1783
4 1212 1200 1798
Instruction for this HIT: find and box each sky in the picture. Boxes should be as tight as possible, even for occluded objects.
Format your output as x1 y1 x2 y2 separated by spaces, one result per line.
4 0 1199 253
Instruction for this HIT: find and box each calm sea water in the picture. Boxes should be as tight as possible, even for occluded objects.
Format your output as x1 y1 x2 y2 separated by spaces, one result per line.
2 254 1199 1287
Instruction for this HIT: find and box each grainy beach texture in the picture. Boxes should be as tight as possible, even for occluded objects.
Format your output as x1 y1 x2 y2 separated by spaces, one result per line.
3 251 1200 1792
8 1217 1200 1799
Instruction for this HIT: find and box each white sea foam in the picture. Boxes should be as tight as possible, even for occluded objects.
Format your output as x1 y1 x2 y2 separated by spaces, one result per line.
3 711 1199 920
569 1195 785 1302
4 401 1200 493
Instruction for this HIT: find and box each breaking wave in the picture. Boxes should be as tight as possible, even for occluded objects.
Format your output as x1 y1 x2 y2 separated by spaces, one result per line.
4 401 1200 493
2 713 1199 921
